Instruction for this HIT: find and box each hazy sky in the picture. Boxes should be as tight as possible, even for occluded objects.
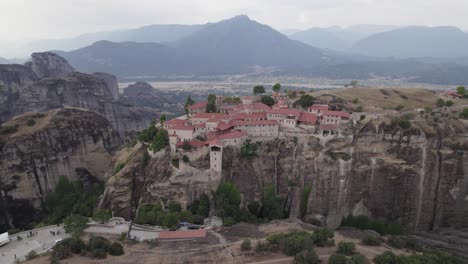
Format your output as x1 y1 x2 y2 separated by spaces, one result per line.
1 0 468 41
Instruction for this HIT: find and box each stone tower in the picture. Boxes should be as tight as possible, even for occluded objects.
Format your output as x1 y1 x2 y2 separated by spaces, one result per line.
209 140 223 178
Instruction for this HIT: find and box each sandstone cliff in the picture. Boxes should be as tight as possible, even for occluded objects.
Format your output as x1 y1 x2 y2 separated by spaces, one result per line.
101 118 468 233
0 52 158 136
0 108 122 230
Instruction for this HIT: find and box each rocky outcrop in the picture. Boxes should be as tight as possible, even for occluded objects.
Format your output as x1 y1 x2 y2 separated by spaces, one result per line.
28 52 75 79
101 118 468 233
0 108 122 230
0 64 37 122
92 72 119 100
0 52 158 137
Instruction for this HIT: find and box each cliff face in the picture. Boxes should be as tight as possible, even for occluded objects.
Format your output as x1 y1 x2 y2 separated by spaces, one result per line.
101 118 468 232
0 108 122 230
0 52 158 137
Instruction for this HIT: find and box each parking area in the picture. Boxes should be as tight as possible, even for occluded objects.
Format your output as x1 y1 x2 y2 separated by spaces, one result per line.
0 225 69 264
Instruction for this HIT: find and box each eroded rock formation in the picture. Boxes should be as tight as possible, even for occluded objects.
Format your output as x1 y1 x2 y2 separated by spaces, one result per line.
0 108 121 230
101 118 468 232
0 52 158 136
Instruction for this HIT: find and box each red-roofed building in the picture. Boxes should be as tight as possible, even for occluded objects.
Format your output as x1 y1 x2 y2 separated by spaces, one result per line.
322 110 351 125
163 118 188 129
230 112 267 121
217 130 247 146
176 139 207 149
234 102 271 114
231 120 279 137
445 90 463 99
308 105 330 115
298 112 318 127
272 100 289 110
319 124 339 136
192 113 229 125
158 229 207 240
267 108 303 128
187 101 208 116
168 125 194 143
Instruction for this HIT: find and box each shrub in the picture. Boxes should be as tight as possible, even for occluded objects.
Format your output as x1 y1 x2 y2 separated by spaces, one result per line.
52 243 72 260
337 241 356 256
387 236 406 249
27 119 36 126
109 242 124 256
362 236 381 246
0 125 18 135
328 253 348 264
360 115 366 121
88 236 111 252
279 232 314 256
350 254 368 264
168 201 182 213
91 248 107 259
255 240 277 253
25 250 38 260
341 215 404 236
460 108 468 119
61 237 86 254
119 232 127 241
374 251 398 264
113 162 125 175
215 182 241 219
446 100 454 107
294 249 321 264
312 228 334 247
436 98 446 107
240 239 251 251
356 106 363 112
300 184 312 218
182 155 190 163
223 217 236 226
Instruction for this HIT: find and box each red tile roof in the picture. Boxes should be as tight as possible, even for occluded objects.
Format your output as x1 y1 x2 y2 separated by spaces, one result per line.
158 229 207 239
230 112 267 120
192 113 229 120
268 108 302 116
309 105 330 110
323 110 351 118
217 121 233 131
176 140 207 148
207 131 220 140
165 119 187 127
209 139 223 146
187 101 207 110
232 120 278 126
171 125 194 130
218 130 247 139
298 112 318 124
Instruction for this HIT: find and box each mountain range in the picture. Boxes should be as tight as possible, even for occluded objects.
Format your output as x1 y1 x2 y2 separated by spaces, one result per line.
55 16 340 77
289 24 398 51
2 15 468 85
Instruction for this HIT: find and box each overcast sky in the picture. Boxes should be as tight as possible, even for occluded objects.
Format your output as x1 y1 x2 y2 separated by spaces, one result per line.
1 0 468 41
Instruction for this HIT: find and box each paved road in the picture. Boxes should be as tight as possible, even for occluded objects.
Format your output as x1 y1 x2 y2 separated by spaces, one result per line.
0 225 69 264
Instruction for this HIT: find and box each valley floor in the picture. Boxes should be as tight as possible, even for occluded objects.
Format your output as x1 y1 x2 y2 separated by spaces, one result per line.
23 219 409 264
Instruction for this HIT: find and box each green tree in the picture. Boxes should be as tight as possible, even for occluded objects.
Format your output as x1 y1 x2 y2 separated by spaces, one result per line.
184 96 195 114
241 239 252 251
294 249 320 264
261 95 276 107
151 129 169 151
253 85 266 95
445 100 454 107
182 141 192 151
337 241 356 256
215 182 241 219
163 213 179 228
159 114 167 124
436 98 445 107
92 209 111 224
456 86 466 97
63 214 88 237
168 201 182 213
349 80 358 87
262 185 284 220
300 184 312 218
328 253 348 264
272 83 281 93
460 108 468 119
206 94 217 113
190 193 210 217
295 94 315 108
